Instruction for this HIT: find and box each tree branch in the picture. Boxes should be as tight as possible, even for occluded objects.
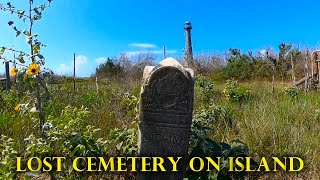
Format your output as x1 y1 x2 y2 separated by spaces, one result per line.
0 4 31 19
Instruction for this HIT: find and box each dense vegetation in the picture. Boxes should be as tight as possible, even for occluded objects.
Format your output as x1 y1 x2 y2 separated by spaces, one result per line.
1 75 320 179
95 43 310 84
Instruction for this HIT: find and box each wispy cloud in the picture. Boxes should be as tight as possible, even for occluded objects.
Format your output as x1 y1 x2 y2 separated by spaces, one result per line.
124 50 177 57
129 43 157 49
55 55 93 77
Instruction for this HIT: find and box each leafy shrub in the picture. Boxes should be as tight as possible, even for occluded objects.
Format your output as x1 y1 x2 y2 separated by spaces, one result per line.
192 102 233 139
222 79 251 104
0 90 20 112
45 106 107 158
223 59 253 80
283 86 299 98
0 135 18 180
222 49 254 80
195 75 215 103
0 106 108 179
188 104 258 180
120 93 139 121
107 127 138 156
95 58 124 78
185 139 258 180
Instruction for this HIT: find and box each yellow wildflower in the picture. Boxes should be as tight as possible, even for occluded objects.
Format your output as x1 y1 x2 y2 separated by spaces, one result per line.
222 89 226 94
14 104 20 111
27 63 40 75
10 66 18 76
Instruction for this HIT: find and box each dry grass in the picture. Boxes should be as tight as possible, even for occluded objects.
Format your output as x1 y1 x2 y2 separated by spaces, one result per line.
208 80 320 179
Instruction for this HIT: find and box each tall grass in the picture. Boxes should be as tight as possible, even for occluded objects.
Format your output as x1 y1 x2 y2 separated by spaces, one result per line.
1 77 320 179
209 81 320 179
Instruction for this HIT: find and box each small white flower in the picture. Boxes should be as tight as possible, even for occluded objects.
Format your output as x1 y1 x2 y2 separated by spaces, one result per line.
19 103 29 110
30 107 38 113
26 36 32 44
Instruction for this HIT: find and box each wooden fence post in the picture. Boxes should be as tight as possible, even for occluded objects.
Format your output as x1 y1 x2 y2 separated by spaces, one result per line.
96 76 99 93
73 53 76 93
5 61 10 94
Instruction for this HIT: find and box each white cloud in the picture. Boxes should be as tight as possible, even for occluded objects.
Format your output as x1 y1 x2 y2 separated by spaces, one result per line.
95 57 108 64
124 50 177 57
75 55 88 72
56 64 70 75
125 51 145 57
129 43 157 49
55 55 93 77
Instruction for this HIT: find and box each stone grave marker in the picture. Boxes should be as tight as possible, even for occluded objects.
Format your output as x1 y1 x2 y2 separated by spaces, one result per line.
137 57 194 180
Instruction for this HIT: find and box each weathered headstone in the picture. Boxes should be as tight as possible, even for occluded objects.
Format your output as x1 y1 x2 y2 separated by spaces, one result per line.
138 58 194 180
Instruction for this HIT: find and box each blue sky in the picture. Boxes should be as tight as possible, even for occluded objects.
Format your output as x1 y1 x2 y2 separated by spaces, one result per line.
1 0 320 77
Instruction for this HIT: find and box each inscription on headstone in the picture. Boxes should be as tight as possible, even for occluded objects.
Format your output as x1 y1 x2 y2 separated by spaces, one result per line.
138 58 194 180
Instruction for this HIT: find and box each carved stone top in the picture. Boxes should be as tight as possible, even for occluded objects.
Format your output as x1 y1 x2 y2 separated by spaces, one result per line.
140 58 194 119
142 57 194 84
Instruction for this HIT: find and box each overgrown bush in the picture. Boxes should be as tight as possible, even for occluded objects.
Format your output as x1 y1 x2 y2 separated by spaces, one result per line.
283 86 299 98
223 58 253 80
192 102 233 138
107 127 138 156
195 75 215 103
222 79 251 105
187 102 258 180
0 135 17 180
95 58 124 78
0 106 108 179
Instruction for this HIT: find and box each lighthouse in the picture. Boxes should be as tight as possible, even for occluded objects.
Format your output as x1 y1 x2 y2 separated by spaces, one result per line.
184 21 194 69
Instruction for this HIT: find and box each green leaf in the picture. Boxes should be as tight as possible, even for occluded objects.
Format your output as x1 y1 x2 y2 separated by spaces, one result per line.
37 54 44 60
116 141 123 150
17 53 25 63
23 30 31 36
0 47 5 54
8 21 13 26
33 15 41 21
16 31 21 37
207 170 219 180
71 145 82 157
23 75 30 83
17 10 25 19
39 5 45 10
33 43 41 54
92 128 101 133
33 8 41 16
230 140 249 156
